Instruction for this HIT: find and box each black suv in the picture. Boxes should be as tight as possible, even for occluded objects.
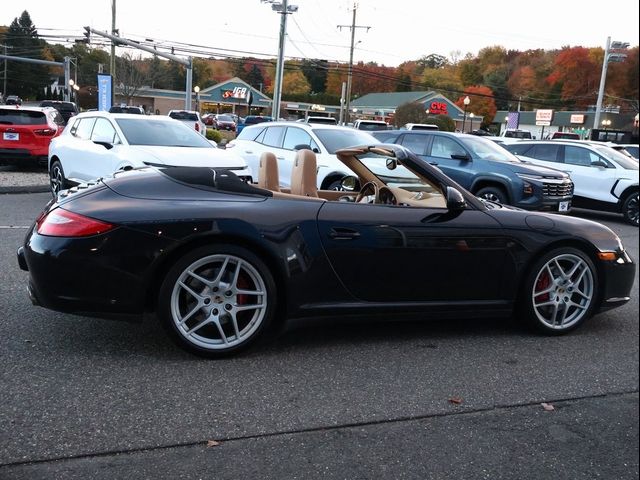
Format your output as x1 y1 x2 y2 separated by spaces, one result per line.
39 100 79 124
372 130 574 212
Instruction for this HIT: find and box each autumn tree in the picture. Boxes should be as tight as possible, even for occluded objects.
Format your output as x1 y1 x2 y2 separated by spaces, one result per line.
546 46 600 109
116 53 148 104
455 86 497 127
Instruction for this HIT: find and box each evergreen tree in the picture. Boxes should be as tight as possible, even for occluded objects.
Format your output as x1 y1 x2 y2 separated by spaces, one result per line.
3 10 50 100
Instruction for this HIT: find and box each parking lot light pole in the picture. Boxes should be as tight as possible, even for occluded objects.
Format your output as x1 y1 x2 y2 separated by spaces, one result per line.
462 96 470 132
594 37 629 130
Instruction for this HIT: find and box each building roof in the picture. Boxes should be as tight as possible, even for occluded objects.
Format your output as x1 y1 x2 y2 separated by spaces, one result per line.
351 91 439 109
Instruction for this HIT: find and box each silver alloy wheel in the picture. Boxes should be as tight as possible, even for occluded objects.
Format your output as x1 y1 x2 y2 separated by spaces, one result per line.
531 253 594 330
50 163 64 195
480 192 502 203
170 253 268 351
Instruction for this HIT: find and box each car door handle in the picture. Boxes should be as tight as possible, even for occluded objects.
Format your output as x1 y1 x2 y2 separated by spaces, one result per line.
328 227 361 240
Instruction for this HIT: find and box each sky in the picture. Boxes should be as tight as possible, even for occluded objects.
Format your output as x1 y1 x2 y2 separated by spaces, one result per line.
4 0 640 67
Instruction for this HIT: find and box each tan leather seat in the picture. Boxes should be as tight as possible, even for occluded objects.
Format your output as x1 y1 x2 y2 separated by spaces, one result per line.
257 152 280 192
290 149 318 197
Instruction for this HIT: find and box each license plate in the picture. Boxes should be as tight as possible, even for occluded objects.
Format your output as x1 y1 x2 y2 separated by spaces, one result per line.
558 201 570 212
3 132 19 141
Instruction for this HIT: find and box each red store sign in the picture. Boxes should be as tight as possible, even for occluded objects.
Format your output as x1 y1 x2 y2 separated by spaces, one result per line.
428 101 448 115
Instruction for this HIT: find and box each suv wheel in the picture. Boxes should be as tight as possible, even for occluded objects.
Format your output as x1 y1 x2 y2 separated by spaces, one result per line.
622 191 639 226
476 186 508 204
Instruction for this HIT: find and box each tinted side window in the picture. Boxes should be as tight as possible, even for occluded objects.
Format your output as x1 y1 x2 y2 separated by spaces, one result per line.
261 126 285 148
430 137 466 158
505 143 532 155
399 134 429 155
282 127 313 150
530 144 560 162
564 146 601 167
91 118 120 143
73 118 96 140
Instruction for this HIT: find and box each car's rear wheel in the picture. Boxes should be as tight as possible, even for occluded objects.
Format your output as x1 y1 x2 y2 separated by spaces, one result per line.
49 160 68 196
157 245 276 357
476 186 508 204
621 191 639 226
520 247 598 334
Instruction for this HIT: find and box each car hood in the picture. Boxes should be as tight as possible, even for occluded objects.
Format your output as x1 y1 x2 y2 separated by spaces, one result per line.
130 146 247 168
506 159 569 178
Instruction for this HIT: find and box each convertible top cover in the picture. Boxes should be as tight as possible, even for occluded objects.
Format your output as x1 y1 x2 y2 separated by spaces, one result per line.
161 167 272 197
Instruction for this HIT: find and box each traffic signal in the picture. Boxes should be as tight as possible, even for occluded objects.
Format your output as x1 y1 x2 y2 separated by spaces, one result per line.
83 26 90 44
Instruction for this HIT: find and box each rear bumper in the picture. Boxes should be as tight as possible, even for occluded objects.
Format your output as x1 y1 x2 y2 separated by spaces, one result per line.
0 148 48 166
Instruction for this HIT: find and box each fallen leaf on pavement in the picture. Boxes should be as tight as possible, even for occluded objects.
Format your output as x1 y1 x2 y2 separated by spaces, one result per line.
541 402 555 411
448 397 463 405
206 440 221 447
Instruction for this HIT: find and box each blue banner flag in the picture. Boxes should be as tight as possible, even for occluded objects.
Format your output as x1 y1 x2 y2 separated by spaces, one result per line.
97 74 112 111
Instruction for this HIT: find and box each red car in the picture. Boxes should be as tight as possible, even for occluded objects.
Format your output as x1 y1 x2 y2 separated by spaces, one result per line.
0 106 65 166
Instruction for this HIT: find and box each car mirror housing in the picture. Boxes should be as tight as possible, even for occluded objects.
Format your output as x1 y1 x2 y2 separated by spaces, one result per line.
340 175 359 192
386 158 398 170
451 153 471 161
446 186 467 210
93 135 114 149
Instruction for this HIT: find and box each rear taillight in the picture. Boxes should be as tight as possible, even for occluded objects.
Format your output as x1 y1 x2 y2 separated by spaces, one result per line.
33 128 57 136
195 123 200 132
36 208 115 237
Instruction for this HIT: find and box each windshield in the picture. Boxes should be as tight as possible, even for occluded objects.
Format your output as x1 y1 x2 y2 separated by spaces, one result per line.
594 146 639 170
357 152 440 191
116 118 213 147
314 128 378 154
460 136 522 163
169 111 199 121
216 115 233 122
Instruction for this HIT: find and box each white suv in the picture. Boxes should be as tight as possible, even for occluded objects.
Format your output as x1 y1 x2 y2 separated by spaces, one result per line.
48 111 251 195
227 122 378 190
167 110 206 136
505 140 639 225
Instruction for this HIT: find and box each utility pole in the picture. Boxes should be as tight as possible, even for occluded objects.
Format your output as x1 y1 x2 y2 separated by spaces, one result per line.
263 0 298 121
110 0 117 104
2 44 8 99
338 2 369 125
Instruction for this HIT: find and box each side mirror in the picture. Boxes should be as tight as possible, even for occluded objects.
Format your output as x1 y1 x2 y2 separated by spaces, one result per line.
294 144 312 151
592 159 608 168
93 135 114 150
451 153 471 161
386 158 398 170
446 186 467 210
340 175 359 192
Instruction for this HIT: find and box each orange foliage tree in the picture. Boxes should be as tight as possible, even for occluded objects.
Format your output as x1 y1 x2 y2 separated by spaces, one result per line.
455 86 497 127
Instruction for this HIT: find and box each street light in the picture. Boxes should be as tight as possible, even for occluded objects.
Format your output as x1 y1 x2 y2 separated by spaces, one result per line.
601 119 612 130
68 79 79 103
194 85 200 112
462 96 470 132
594 37 628 130
469 112 475 132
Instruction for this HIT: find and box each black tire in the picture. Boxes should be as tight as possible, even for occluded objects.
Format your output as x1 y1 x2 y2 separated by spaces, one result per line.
157 244 276 358
519 247 598 335
475 186 508 204
49 160 68 197
621 191 639 226
325 178 345 191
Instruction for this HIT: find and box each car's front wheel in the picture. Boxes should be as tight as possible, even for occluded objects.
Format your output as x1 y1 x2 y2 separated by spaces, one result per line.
520 247 598 334
476 186 508 204
621 191 639 226
49 160 68 196
157 245 276 357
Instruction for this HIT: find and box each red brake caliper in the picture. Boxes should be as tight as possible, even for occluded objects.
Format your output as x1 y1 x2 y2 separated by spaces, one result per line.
535 271 551 302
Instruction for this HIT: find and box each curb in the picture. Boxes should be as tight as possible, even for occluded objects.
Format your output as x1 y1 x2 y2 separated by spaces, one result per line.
0 184 51 194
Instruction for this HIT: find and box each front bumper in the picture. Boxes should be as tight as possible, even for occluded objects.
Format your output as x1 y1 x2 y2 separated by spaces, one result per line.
598 249 636 312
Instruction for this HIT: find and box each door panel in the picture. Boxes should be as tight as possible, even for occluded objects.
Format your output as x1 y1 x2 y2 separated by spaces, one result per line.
317 202 510 303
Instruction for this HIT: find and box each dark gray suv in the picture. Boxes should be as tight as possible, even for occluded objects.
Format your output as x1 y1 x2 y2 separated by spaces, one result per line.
373 130 574 212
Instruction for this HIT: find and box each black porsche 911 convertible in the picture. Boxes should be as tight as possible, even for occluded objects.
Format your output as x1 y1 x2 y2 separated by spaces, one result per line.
17 144 636 357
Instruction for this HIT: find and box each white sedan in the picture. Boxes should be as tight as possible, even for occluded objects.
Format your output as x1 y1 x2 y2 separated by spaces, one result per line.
48 112 251 195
